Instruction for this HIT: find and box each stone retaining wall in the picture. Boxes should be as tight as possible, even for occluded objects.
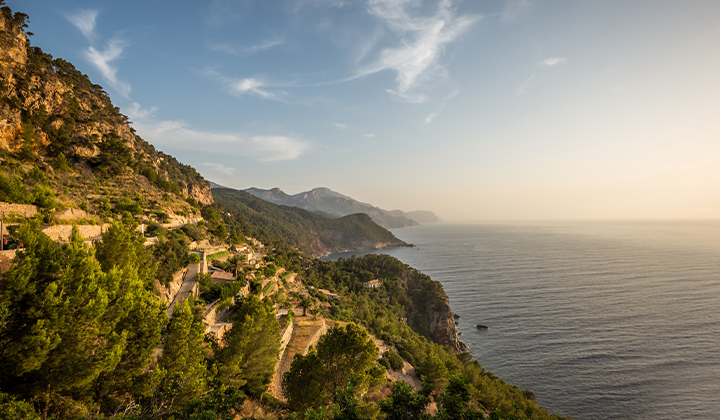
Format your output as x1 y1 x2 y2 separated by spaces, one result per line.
303 319 327 355
279 320 295 357
0 202 38 218
40 224 111 241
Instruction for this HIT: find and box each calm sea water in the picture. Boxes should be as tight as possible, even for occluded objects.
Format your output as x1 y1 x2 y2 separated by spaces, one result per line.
326 221 720 420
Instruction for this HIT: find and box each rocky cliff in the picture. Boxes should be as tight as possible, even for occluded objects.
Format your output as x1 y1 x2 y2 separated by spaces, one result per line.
422 292 467 352
0 8 211 206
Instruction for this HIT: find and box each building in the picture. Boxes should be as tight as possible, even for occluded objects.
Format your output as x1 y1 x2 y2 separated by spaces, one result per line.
211 270 235 284
363 279 381 289
318 288 340 299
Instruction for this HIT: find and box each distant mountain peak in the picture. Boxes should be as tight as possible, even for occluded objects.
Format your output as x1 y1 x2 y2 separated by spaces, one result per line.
244 186 438 228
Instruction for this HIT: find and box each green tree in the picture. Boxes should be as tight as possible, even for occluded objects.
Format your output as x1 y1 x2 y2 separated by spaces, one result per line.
215 296 280 398
0 221 168 416
437 375 484 420
0 225 137 415
282 323 381 411
225 255 244 278
316 323 379 394
0 393 41 420
283 350 328 412
157 299 209 414
418 347 448 392
332 375 362 420
95 221 157 286
379 381 431 420
298 296 313 316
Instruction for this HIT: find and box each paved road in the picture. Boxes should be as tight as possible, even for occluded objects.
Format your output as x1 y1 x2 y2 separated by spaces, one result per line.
167 251 204 318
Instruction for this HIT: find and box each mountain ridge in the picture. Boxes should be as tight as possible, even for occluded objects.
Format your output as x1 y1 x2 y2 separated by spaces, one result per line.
244 186 440 228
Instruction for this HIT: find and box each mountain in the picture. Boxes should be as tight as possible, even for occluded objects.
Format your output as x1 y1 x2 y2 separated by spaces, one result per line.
0 9 211 219
214 188 410 257
244 186 438 229
390 209 441 223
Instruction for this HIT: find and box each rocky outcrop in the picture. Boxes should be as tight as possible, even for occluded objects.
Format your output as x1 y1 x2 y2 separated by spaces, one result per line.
182 181 213 206
0 9 212 206
423 296 468 352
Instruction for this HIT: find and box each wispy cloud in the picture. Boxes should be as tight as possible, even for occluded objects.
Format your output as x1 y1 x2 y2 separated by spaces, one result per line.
66 9 98 40
126 103 310 162
517 56 568 95
228 77 289 101
294 0 349 13
202 162 236 176
424 88 459 124
66 10 132 98
502 0 535 22
210 39 284 56
203 70 294 102
84 37 131 98
363 133 376 138
333 122 351 129
354 0 480 102
540 57 567 67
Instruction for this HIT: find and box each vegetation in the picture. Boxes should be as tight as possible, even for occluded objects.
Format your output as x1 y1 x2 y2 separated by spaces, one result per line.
213 188 408 257
0 4 570 419
0 3 208 223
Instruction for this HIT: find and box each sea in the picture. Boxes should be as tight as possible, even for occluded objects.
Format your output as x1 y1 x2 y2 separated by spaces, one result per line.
324 221 720 420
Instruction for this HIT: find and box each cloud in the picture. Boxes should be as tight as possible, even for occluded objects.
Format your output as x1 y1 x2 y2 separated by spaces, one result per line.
502 0 535 22
516 57 568 95
363 133 376 138
294 0 349 13
126 103 309 162
202 162 236 176
66 9 98 40
223 77 290 102
84 38 131 98
126 102 158 120
540 57 567 67
248 136 310 162
333 123 350 129
354 0 480 102
210 39 283 56
424 88 459 123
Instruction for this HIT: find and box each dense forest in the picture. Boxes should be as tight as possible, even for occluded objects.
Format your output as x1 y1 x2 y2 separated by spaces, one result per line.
213 188 409 257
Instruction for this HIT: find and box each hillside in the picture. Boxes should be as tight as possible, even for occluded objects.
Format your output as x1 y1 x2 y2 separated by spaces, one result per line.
213 187 410 257
0 5 569 420
245 186 431 229
0 7 211 221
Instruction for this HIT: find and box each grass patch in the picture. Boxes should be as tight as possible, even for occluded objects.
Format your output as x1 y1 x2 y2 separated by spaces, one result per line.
206 250 230 260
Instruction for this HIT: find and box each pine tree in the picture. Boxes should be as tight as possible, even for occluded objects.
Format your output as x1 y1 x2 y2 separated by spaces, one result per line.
215 296 280 398
0 222 167 416
157 299 209 413
0 224 126 414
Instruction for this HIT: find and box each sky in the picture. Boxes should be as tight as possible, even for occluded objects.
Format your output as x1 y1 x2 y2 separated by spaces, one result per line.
9 0 720 221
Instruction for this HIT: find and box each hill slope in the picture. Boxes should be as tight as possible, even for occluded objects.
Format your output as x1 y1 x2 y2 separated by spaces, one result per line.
245 186 429 228
214 187 410 257
0 8 211 219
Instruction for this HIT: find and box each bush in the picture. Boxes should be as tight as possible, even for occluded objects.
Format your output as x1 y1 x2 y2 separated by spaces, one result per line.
115 198 142 215
380 349 404 371
31 185 56 209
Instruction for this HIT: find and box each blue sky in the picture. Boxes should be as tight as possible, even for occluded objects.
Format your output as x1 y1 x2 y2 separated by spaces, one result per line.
10 0 720 220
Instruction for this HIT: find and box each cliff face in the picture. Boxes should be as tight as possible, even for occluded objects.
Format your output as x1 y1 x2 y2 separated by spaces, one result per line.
396 265 466 353
0 9 212 205
422 291 467 352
